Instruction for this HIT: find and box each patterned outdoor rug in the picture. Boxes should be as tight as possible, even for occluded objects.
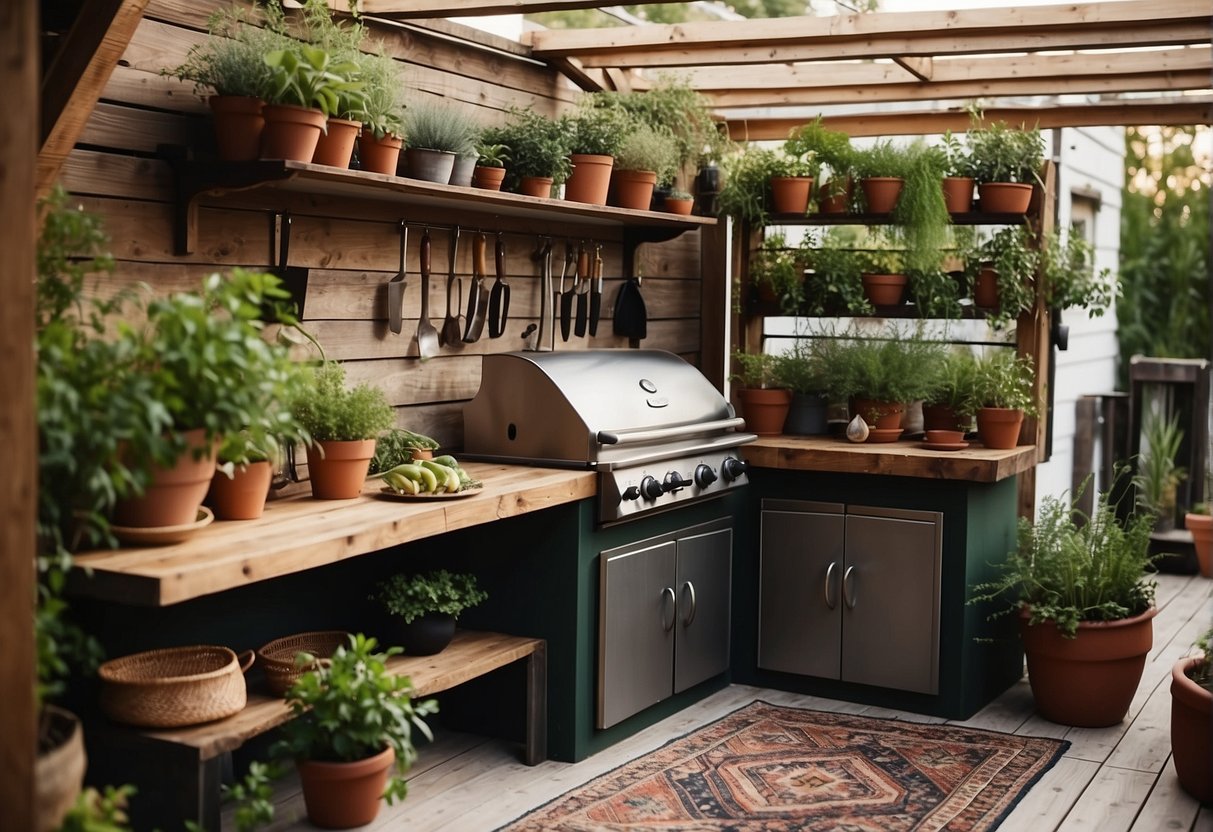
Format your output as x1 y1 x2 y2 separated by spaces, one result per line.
498 700 1068 831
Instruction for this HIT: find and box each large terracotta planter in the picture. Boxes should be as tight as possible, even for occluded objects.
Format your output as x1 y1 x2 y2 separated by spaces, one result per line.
298 745 395 829
359 132 403 175
471 165 506 191
851 398 905 430
564 153 614 205
1184 512 1212 577
738 387 792 436
396 612 457 656
861 273 907 306
1171 657 1212 802
770 176 813 215
861 176 904 213
312 117 361 168
306 439 376 500
978 181 1033 213
260 104 326 162
36 705 86 832
207 460 273 521
1019 607 1156 727
518 176 554 198
976 406 1024 449
113 428 218 528
208 95 264 162
941 176 975 213
613 168 658 210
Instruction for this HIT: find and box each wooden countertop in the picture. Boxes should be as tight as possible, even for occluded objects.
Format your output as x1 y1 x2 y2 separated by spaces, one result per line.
744 436 1039 483
68 462 596 607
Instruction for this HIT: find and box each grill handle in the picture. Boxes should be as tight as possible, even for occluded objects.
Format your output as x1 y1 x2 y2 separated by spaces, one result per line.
597 417 747 446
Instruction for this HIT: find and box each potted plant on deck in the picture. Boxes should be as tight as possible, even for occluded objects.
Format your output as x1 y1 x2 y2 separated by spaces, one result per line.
371 570 488 656
971 482 1159 727
969 351 1036 450
1132 409 1185 534
731 350 791 436
273 634 438 829
1171 625 1212 801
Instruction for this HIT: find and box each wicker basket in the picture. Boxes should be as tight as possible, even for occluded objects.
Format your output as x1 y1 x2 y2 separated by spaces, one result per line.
257 631 351 696
98 645 254 728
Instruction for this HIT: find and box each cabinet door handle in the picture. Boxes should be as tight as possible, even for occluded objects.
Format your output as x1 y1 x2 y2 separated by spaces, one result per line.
824 561 837 609
661 586 676 631
681 581 697 627
843 565 857 609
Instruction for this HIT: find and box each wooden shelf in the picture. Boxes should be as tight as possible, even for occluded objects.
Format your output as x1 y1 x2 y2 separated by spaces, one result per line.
169 156 717 255
744 435 1038 483
766 210 1029 226
68 462 596 607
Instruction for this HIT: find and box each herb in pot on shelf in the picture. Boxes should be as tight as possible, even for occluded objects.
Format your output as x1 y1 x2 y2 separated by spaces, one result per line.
939 129 976 213
968 351 1036 449
774 340 830 436
402 98 478 183
612 123 679 210
731 350 792 436
966 114 1044 213
261 44 363 162
922 349 979 435
562 102 632 205
717 145 786 227
371 570 488 656
749 231 807 315
482 108 571 197
805 233 871 316
471 137 510 190
785 116 853 212
975 225 1040 330
352 50 407 174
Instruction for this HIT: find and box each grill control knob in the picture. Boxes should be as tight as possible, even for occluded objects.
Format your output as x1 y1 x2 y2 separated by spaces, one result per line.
621 485 641 502
693 463 718 489
721 456 748 482
640 476 663 501
663 471 691 493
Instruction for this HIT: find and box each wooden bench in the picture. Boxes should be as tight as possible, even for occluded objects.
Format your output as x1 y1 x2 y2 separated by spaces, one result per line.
90 630 545 830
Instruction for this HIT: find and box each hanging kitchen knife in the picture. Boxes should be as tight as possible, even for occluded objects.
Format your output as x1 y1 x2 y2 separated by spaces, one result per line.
488 232 510 338
462 232 488 342
559 242 576 342
588 243 603 337
574 242 590 337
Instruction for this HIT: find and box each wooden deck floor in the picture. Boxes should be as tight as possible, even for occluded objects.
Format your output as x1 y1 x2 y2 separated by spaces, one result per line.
259 572 1213 832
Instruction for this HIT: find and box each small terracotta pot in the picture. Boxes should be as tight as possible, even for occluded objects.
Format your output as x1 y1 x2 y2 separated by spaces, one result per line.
408 447 435 462
738 387 792 436
612 169 658 210
941 176 975 213
924 429 966 444
976 406 1024 449
663 196 694 215
113 429 219 528
396 612 456 656
298 745 395 829
260 104 326 162
312 117 361 169
973 266 999 308
978 181 1033 214
1184 512 1213 577
207 460 273 521
861 176 904 213
306 439 376 500
564 153 614 205
471 165 506 191
818 178 852 214
208 95 264 162
851 398 905 430
359 132 403 175
770 176 813 215
922 403 969 433
1171 656 1213 802
35 705 86 832
1019 607 1156 727
403 146 454 182
861 273 907 306
519 176 554 198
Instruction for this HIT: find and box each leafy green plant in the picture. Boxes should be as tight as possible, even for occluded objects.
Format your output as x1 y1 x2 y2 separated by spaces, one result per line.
730 350 783 389
263 44 362 118
928 349 980 416
475 139 509 168
784 116 849 183
750 231 806 315
773 340 827 395
291 361 395 443
940 130 975 179
667 187 693 200
1040 230 1114 316
979 225 1040 329
222 760 282 832
970 481 1157 638
969 351 1037 415
814 328 947 404
909 266 963 319
404 97 477 154
850 139 909 182
562 102 633 157
356 50 405 139
806 238 870 316
482 108 571 188
892 141 949 274
614 123 679 184
1132 409 1185 526
165 3 291 99
717 145 784 226
372 569 488 624
59 784 138 832
966 117 1045 185
272 634 438 805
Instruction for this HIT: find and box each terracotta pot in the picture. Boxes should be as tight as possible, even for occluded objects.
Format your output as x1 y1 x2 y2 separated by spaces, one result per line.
519 176 554 198
941 176 975 213
359 132 403 175
973 266 999 308
922 403 969 433
976 406 1024 449
403 146 454 182
113 428 219 528
564 153 614 205
924 429 966 444
260 104 326 162
818 177 852 214
36 705 86 832
1019 607 1156 727
851 398 905 430
396 612 456 656
208 95 264 162
770 176 813 215
298 745 395 829
306 439 376 500
784 393 829 436
449 153 477 187
207 460 273 521
978 181 1033 214
408 447 435 462
613 169 658 210
861 273 907 306
1184 512 1213 577
861 176 904 213
312 117 361 169
1171 657 1213 802
471 165 506 191
663 196 694 215
738 387 792 436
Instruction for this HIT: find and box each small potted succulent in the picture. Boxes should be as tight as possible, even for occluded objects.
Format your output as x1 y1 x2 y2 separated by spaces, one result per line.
968 351 1036 449
611 123 678 211
731 350 791 436
1171 625 1212 802
371 569 488 656
471 138 509 191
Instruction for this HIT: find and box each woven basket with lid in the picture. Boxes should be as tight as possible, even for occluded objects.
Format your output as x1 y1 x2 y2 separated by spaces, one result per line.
98 645 253 728
257 630 351 696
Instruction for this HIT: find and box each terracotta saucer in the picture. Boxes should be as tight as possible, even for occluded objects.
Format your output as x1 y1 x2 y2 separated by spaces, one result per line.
111 506 214 546
921 441 970 452
866 428 904 443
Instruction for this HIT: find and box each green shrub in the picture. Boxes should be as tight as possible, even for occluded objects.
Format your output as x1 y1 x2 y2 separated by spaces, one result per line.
291 362 394 443
371 570 488 624
615 123 679 184
814 329 946 404
969 351 1037 414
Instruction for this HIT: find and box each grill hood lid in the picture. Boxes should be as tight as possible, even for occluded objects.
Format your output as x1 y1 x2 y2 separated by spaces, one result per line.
463 350 741 466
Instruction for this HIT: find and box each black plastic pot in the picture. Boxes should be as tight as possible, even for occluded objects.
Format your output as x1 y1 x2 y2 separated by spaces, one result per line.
397 613 456 656
784 393 829 435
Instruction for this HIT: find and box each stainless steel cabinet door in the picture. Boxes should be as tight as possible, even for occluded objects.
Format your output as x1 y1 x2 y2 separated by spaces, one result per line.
757 503 845 678
673 526 733 694
598 540 677 729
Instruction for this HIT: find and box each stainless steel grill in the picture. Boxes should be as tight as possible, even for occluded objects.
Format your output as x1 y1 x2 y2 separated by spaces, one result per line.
463 350 755 523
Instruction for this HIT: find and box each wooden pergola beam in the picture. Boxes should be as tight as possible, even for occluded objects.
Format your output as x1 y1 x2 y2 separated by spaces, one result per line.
331 0 681 18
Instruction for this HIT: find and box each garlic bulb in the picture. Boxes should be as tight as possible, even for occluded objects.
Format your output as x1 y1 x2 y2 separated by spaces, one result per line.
846 414 870 443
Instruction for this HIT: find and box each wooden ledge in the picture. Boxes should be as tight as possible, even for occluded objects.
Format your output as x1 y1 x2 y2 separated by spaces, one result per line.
744 435 1038 483
69 462 596 607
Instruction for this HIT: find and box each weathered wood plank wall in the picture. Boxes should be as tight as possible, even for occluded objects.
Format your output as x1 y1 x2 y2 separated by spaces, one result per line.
60 0 706 450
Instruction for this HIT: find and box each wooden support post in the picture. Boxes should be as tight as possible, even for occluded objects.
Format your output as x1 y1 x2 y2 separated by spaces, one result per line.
1073 396 1099 518
524 641 547 765
699 221 729 390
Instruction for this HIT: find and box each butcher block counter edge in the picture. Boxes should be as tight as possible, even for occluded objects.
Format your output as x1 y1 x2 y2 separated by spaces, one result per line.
68 462 596 607
744 436 1038 483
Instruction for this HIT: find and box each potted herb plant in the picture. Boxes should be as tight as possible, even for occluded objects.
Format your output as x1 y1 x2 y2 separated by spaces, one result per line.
354 50 406 174
731 350 791 436
663 188 694 215
805 236 870 316
939 129 976 213
859 247 907 308
1132 409 1185 533
562 102 631 205
784 116 851 213
261 44 363 162
1171 625 1212 801
774 341 829 435
971 483 1158 727
768 150 818 216
976 225 1040 330
750 231 806 314
483 109 570 197
966 117 1044 213
969 351 1036 449
272 634 438 828
923 348 978 435
611 123 678 210
291 361 395 500
471 137 509 190
717 145 785 227
371 569 488 655
850 139 907 214
402 98 477 183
